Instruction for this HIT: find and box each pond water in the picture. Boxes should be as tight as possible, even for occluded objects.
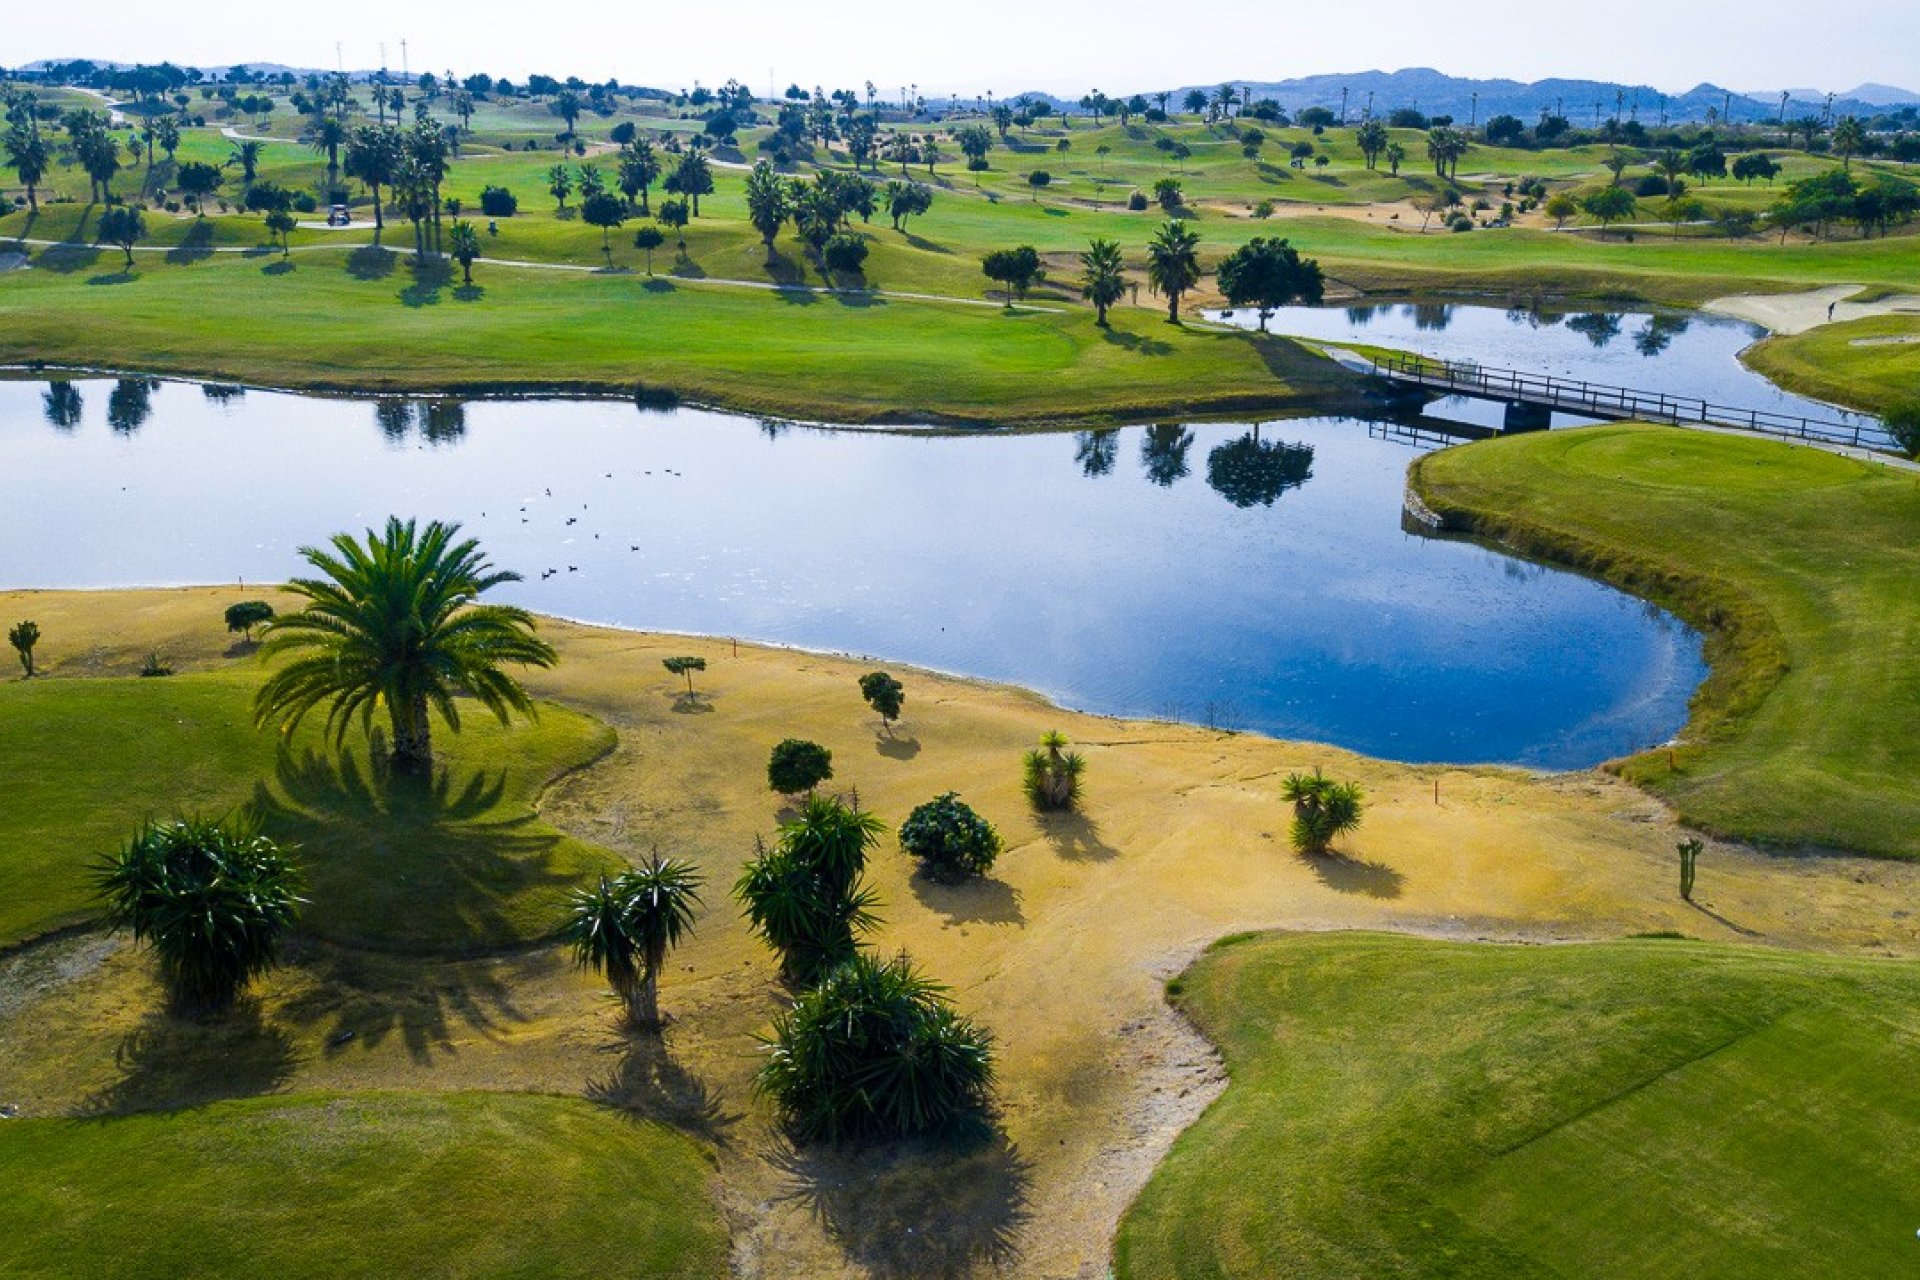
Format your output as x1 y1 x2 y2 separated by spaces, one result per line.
1224 300 1875 434
0 376 1705 769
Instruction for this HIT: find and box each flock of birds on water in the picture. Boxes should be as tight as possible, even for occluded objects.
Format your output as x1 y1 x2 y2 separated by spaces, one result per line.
475 472 687 583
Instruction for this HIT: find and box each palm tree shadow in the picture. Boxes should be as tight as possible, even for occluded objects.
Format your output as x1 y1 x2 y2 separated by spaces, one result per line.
1036 810 1118 862
585 1031 740 1146
1306 851 1405 899
274 941 543 1064
86 270 137 286
398 256 453 307
82 999 298 1116
249 745 579 952
164 220 215 265
766 1128 1031 1279
345 244 397 280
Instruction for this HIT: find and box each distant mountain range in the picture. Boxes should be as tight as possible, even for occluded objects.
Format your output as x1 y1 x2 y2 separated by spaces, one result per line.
20 57 1920 123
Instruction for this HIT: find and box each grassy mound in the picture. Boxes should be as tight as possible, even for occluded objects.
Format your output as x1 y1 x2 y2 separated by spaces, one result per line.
1745 313 1920 419
0 1091 726 1279
1412 424 1920 858
1116 932 1920 1279
0 668 618 951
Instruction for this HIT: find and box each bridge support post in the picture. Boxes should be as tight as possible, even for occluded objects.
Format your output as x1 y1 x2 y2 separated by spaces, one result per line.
1501 401 1552 434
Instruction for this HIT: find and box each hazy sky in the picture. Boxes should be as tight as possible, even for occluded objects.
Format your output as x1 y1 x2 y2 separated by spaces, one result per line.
8 0 1914 98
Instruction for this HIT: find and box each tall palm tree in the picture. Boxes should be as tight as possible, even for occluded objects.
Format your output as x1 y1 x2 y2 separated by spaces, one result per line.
564 855 704 1027
3 125 49 213
1080 237 1127 325
1831 116 1866 171
253 517 557 776
1144 219 1203 323
307 115 348 188
228 139 263 186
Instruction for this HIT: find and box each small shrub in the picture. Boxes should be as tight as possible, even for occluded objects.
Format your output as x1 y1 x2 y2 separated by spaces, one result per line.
1127 190 1148 211
94 817 304 1008
822 233 868 274
8 619 39 676
1252 199 1275 218
757 951 994 1141
1023 731 1085 811
479 184 518 217
768 738 834 796
1281 769 1364 855
900 793 1001 881
1885 402 1920 459
139 653 174 678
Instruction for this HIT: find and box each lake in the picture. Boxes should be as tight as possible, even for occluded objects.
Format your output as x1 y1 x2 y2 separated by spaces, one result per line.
0 373 1705 768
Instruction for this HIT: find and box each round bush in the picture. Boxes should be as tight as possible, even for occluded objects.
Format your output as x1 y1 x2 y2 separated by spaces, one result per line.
768 738 834 795
899 793 1002 882
479 185 518 217
757 951 995 1142
1127 190 1148 211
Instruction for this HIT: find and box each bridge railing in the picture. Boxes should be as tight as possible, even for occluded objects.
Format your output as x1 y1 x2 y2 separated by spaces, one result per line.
1372 353 1894 453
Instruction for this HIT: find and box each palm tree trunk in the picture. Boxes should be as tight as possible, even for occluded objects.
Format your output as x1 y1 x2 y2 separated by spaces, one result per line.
390 695 433 774
1168 294 1180 323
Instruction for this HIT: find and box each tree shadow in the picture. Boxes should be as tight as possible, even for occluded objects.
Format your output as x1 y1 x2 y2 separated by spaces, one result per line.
164 219 215 265
345 244 397 280
585 1031 740 1146
82 999 298 1116
1305 851 1405 899
641 277 676 293
1101 327 1173 356
1036 810 1118 862
398 256 454 308
32 242 101 274
248 746 584 953
832 287 884 308
876 734 921 760
764 250 807 285
909 872 1024 926
222 638 260 658
240 244 276 259
86 270 137 286
261 259 295 276
275 941 544 1064
1041 206 1069 217
774 285 821 306
901 232 950 255
453 284 485 302
766 1128 1032 1279
668 258 708 279
670 691 716 715
1687 899 1761 937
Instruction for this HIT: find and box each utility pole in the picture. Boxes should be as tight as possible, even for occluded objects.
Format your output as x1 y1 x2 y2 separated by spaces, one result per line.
1365 89 1374 120
1778 90 1789 125
1470 91 1478 127
1339 85 1348 125
400 38 408 82
1823 91 1834 124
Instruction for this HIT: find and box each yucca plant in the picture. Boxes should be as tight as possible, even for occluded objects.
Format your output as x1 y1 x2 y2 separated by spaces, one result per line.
94 817 305 1009
8 619 39 676
757 951 995 1142
254 517 557 776
1023 731 1086 811
563 854 704 1027
1281 769 1365 855
735 796 884 984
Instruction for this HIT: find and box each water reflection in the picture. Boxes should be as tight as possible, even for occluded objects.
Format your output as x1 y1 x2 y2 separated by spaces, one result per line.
202 384 246 406
1205 431 1315 508
43 381 82 430
1411 303 1453 331
1075 429 1119 478
2 378 1707 767
1633 315 1691 358
1566 313 1624 349
1139 425 1193 487
106 378 158 435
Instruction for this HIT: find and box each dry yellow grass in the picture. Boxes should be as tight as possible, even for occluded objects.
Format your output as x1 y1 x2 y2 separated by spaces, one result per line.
4 587 1916 1279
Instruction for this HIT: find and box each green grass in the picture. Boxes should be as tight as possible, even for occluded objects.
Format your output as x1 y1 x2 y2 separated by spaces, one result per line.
0 243 1347 423
0 669 619 951
1115 931 1920 1279
1412 425 1920 857
1745 314 1920 416
0 1090 727 1279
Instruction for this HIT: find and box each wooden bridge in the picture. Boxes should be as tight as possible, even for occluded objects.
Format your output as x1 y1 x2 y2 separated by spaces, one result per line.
1369 353 1896 453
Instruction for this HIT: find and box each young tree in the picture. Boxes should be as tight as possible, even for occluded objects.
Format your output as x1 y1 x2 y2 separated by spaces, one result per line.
657 198 690 250
228 139 263 185
744 160 790 262
8 619 40 676
768 738 834 796
1027 169 1051 199
1832 116 1866 171
176 160 224 215
1580 185 1639 232
448 218 481 285
899 793 1001 882
1079 237 1127 325
563 856 704 1027
858 670 905 733
954 123 994 171
1144 219 1203 323
981 244 1041 305
1281 769 1364 855
1023 730 1085 811
264 208 297 259
663 654 707 695
223 600 275 642
884 180 933 231
757 951 994 1141
666 151 713 216
1544 192 1579 228
1677 837 1703 902
96 206 146 269
735 795 883 983
94 817 304 1009
1215 236 1324 329
580 191 627 264
1383 141 1406 176
4 125 50 213
633 224 665 274
253 517 558 776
